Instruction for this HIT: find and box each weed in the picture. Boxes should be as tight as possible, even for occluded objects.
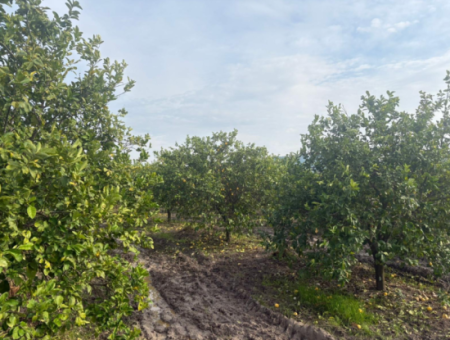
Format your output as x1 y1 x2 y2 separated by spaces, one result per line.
294 283 377 326
262 276 377 329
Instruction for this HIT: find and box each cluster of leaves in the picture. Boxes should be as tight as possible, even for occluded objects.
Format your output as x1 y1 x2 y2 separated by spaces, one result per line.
270 77 450 290
153 130 283 241
0 1 159 339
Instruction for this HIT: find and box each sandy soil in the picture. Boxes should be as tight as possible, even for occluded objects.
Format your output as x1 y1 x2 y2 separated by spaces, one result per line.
134 250 335 340
124 222 450 340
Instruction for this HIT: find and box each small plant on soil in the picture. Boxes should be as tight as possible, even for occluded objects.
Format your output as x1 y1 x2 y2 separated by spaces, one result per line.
262 276 377 330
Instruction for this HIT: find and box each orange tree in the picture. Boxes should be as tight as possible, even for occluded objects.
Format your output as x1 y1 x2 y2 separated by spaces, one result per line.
270 76 450 290
0 1 158 339
154 130 282 242
152 149 184 223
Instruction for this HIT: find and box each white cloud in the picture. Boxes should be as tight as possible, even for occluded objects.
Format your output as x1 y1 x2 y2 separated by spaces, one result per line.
37 0 450 156
371 18 382 28
395 21 412 29
359 19 417 34
119 51 450 155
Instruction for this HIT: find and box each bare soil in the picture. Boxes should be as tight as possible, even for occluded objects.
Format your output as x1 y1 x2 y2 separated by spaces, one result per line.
135 250 334 340
130 222 450 339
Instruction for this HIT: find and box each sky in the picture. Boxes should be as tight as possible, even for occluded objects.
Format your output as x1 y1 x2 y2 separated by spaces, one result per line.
43 0 450 156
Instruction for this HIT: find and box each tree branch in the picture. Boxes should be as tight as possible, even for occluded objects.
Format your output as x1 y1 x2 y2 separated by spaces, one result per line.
2 105 11 134
0 42 15 60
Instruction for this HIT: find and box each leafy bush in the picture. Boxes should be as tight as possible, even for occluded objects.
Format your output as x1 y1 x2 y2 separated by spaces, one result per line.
0 1 158 339
154 130 283 241
270 76 450 290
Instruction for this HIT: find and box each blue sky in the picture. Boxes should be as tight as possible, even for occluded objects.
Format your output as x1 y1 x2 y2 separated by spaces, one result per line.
44 0 450 155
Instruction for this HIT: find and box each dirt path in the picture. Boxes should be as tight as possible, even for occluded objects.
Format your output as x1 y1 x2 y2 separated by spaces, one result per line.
135 251 335 340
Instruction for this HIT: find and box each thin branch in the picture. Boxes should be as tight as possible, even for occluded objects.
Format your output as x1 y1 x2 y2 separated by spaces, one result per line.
0 42 15 60
426 195 450 203
2 105 11 134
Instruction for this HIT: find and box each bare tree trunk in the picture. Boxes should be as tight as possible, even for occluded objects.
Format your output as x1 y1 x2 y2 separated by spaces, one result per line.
374 263 385 291
370 241 385 290
225 229 231 243
167 210 171 223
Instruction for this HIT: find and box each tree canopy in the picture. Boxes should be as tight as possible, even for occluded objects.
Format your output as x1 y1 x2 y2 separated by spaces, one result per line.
0 1 158 339
270 78 450 290
154 130 282 241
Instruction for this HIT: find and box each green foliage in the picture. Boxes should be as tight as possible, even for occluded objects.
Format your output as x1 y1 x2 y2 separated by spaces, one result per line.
262 274 376 329
270 75 450 290
0 1 158 339
154 130 282 241
293 284 375 326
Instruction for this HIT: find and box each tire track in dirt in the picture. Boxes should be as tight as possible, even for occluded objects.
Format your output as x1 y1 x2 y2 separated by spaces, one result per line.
136 251 335 340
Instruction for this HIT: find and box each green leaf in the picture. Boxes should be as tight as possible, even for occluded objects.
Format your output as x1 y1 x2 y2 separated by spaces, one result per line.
55 296 64 306
0 258 8 268
7 315 17 328
12 325 20 339
27 206 36 219
18 243 34 250
5 250 22 262
26 268 37 282
27 263 38 281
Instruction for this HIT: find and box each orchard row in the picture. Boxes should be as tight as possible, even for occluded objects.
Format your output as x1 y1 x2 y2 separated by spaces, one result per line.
152 85 450 293
2 1 450 339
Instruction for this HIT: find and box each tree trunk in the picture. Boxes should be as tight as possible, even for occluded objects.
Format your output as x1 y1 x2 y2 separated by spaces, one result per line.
370 241 385 290
374 263 385 291
225 229 231 243
167 210 171 223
